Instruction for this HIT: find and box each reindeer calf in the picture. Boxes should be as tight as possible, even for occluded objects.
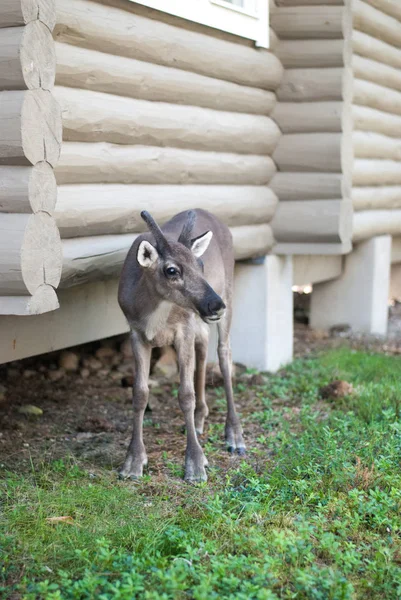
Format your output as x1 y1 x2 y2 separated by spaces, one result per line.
118 209 245 483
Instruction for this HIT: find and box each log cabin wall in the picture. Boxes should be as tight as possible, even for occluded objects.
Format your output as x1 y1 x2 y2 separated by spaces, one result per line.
270 0 354 255
51 0 284 289
350 0 401 257
0 0 63 316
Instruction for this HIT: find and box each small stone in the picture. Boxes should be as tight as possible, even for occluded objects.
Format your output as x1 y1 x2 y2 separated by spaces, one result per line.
48 369 65 382
76 432 94 441
83 357 102 372
7 368 20 380
95 347 116 361
0 384 6 403
310 328 330 340
59 351 79 372
153 346 178 380
120 337 133 359
329 324 352 338
206 363 223 387
18 404 43 416
97 368 110 379
320 380 354 400
80 368 90 379
110 371 123 382
249 373 267 386
23 369 36 379
111 353 123 367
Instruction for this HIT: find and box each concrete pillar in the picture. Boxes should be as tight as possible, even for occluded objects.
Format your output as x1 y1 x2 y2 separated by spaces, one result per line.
227 256 293 372
310 235 392 335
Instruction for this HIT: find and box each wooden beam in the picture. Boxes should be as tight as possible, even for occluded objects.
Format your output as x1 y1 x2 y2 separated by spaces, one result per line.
54 0 283 90
61 234 137 289
353 131 401 160
277 39 344 68
0 89 62 166
275 241 352 255
272 199 353 245
55 185 278 238
353 0 401 49
0 286 59 316
53 86 280 156
277 68 346 102
55 43 275 117
56 143 276 186
353 30 401 71
271 6 346 39
352 186 401 211
354 78 401 116
353 55 401 93
353 104 401 137
0 0 56 30
276 0 344 5
362 0 401 21
0 162 57 213
273 133 343 172
353 159 401 186
0 212 62 295
353 210 401 241
272 102 343 133
0 22 55 91
270 172 350 201
231 224 275 261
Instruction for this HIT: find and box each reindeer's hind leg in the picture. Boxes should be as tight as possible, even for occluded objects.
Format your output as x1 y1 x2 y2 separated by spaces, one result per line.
194 324 209 435
217 312 246 455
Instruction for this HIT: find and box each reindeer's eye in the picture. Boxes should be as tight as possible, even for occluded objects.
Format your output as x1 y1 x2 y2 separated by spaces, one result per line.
165 266 179 277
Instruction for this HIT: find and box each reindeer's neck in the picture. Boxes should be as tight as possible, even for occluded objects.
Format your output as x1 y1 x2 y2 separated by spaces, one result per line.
144 300 173 342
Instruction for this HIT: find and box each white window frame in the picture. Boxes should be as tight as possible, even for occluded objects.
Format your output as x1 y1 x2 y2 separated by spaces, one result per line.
131 0 269 48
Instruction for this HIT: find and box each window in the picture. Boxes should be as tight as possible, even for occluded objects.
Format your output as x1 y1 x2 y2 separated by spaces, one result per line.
131 0 269 48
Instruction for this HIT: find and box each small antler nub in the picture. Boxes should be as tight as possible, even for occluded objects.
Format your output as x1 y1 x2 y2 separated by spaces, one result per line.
178 210 196 248
141 210 170 255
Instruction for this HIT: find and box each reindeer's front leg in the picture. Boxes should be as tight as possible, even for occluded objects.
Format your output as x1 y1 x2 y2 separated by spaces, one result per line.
119 331 151 479
175 330 208 483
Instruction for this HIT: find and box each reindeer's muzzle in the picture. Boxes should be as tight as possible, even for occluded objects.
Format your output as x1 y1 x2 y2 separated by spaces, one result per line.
199 292 226 324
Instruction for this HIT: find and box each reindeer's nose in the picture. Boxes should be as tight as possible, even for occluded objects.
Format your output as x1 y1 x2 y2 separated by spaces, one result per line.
207 298 226 317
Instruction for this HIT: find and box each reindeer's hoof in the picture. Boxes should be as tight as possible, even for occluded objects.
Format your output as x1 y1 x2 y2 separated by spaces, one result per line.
118 454 147 479
227 444 246 456
184 455 208 483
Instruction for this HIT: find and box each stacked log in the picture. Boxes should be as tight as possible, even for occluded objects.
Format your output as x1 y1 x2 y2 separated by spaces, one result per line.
0 0 62 315
270 0 353 253
351 0 401 242
51 0 284 284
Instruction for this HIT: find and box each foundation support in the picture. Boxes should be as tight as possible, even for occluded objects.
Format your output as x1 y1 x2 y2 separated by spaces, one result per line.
227 256 293 372
310 235 392 335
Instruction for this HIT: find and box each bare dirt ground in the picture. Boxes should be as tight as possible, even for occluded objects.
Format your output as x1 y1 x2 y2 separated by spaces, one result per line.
1 301 401 477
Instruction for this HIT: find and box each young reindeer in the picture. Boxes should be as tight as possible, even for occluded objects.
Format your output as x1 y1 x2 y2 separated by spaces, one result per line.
118 208 245 483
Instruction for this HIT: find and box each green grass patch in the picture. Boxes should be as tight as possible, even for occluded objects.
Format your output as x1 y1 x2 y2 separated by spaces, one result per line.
2 348 401 599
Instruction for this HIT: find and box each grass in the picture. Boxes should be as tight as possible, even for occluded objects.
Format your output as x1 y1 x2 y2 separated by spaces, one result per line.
2 347 401 599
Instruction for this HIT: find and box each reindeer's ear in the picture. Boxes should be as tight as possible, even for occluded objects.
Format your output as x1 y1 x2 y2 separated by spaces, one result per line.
191 231 213 258
137 240 159 268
